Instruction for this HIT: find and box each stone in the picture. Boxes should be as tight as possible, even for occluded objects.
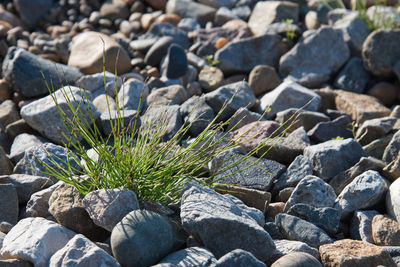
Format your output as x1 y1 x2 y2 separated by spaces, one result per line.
204 81 256 122
248 1 299 36
279 26 350 88
367 81 399 107
304 138 364 180
147 85 187 106
284 175 336 212
0 147 12 175
76 71 123 97
275 214 333 248
111 210 174 267
162 44 188 79
154 247 217 267
216 249 266 267
24 182 61 218
198 0 236 8
20 87 99 145
100 0 129 19
271 252 322 267
248 65 280 96
371 214 400 246
382 153 400 182
275 109 330 132
180 96 214 136
144 23 190 49
362 29 400 77
166 0 216 26
226 107 264 132
117 79 149 112
335 89 391 125
0 183 18 225
144 0 167 10
387 178 400 222
259 81 321 118
215 33 284 74
181 185 276 261
100 109 139 136
9 134 47 163
142 105 182 141
319 239 396 267
48 183 108 240
2 47 82 97
277 188 294 203
5 119 35 140
383 130 400 163
274 240 320 260
266 202 285 219
68 31 131 75
82 188 140 232
334 170 389 218
144 36 174 67
0 79 11 101
0 217 76 267
308 115 353 143
363 134 393 160
350 210 379 243
0 100 20 127
333 57 370 93
356 117 397 145
13 0 52 28
198 66 224 92
49 234 120 267
214 7 238 26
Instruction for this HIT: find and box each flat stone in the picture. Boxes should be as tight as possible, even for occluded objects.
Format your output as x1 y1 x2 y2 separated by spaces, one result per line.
216 249 266 267
387 177 400 222
0 183 18 225
274 240 320 260
349 210 379 243
147 85 188 106
356 117 397 145
144 23 190 49
154 247 217 267
164 44 188 79
307 115 353 143
333 57 370 93
319 239 396 267
334 170 389 218
271 252 322 267
9 134 47 164
372 214 400 246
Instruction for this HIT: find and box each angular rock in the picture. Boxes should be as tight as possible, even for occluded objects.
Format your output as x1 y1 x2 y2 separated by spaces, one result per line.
275 108 330 132
142 105 182 141
279 26 350 87
271 252 322 267
100 109 139 136
356 116 397 145
307 115 353 143
25 182 61 218
383 130 400 164
82 188 140 232
0 183 18 225
166 0 216 26
0 100 20 127
118 79 150 111
2 47 82 97
144 23 190 49
0 217 76 267
350 210 379 243
363 134 393 160
13 0 52 28
147 85 187 106
387 178 400 222
180 96 214 136
372 214 400 246
216 249 266 267
9 134 47 163
0 147 12 175
304 138 364 180
76 71 123 96
334 170 389 218
154 247 217 267
274 239 320 260
226 107 264 132
333 57 370 93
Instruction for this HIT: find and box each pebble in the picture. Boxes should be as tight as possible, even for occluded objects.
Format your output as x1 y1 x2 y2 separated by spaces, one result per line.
271 252 322 267
198 66 224 92
248 65 281 96
163 44 188 79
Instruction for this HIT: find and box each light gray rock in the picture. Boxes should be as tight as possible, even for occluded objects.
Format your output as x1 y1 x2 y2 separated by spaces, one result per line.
227 107 264 132
0 217 76 267
284 175 336 212
304 138 364 180
387 178 400 222
181 185 276 261
271 252 322 267
383 130 400 163
279 26 350 87
118 79 149 111
25 182 62 218
154 247 217 267
49 234 120 267
76 71 122 97
9 134 47 163
274 239 320 260
82 188 140 232
180 96 214 136
0 183 18 225
166 0 216 26
334 170 389 218
349 210 379 243
260 81 321 118
216 249 266 267
356 117 396 145
333 57 370 93
147 85 188 106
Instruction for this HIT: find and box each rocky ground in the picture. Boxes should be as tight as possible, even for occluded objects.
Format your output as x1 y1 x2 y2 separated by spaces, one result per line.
0 0 400 266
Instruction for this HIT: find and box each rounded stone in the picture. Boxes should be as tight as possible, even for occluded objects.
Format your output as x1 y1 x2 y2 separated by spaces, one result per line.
111 210 174 267
271 252 322 267
249 65 281 96
198 66 224 92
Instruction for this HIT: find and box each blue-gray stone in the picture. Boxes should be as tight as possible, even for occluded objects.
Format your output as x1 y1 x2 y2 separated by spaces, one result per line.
165 44 188 79
144 23 190 49
14 0 53 28
333 57 370 94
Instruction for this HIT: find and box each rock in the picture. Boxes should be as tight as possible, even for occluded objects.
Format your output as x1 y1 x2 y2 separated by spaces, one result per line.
371 214 400 246
319 239 396 267
216 249 266 267
13 0 53 28
382 152 400 182
76 71 123 97
304 138 364 180
271 252 322 267
100 109 139 136
163 44 188 79
0 147 12 175
259 81 321 118
204 81 256 122
9 134 47 163
215 33 284 74
181 185 276 261
274 239 320 260
248 1 298 36
275 214 333 248
333 57 370 93
149 85 187 107
20 86 99 145
49 234 120 267
111 210 174 267
0 183 18 225
118 79 149 111
2 47 82 97
383 130 400 163
68 31 131 75
154 247 217 267
142 105 182 141
307 115 353 143
248 65 281 96
362 29 400 77
198 66 224 92
25 182 61 218
387 178 400 222
0 79 12 101
48 183 108 240
363 134 393 160
180 96 214 136
264 221 284 239
82 188 140 232
284 175 336 212
226 107 264 132
0 217 76 267
0 100 20 127
335 89 391 125
5 119 35 140
356 117 397 145
279 26 350 87
166 0 216 26
350 210 379 243
334 170 389 218
367 81 399 107
275 109 330 132
100 0 129 19
198 0 237 8
144 36 174 67
144 23 190 49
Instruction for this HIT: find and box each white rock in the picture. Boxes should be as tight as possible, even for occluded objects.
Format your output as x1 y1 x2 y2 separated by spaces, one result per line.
24 182 62 218
387 178 400 223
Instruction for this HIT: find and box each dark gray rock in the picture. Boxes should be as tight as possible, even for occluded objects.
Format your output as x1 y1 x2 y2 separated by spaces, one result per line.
363 134 393 160
154 247 217 267
144 36 174 67
216 249 266 267
164 44 188 79
271 252 322 267
275 214 333 248
14 0 53 28
307 115 353 143
100 109 139 136
2 47 82 97
144 23 190 49
264 222 284 239
356 116 397 146
227 107 264 132
180 96 214 136
0 183 18 225
279 26 350 87
303 138 365 180
275 109 330 132
333 57 370 93
166 0 216 26
349 210 379 243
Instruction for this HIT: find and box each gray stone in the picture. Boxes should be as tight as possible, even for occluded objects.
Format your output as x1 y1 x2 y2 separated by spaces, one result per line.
216 249 266 267
144 37 174 67
154 247 217 267
284 175 336 212
215 34 284 74
13 0 53 28
303 138 364 180
111 210 174 267
274 240 320 260
383 130 400 163
387 178 400 223
260 81 321 118
0 184 18 225
0 147 12 175
144 23 190 49
166 0 216 26
164 44 188 79
279 26 350 87
248 65 281 96
363 134 393 160
362 29 400 77
49 234 120 267
25 182 61 218
214 7 238 26
272 252 322 267
264 222 284 239
180 96 214 136
333 57 370 93
349 210 379 243
2 47 82 97
204 81 256 122
147 85 188 106
275 109 330 132
275 214 333 248
118 79 149 111
76 71 122 97
82 188 140 232
356 117 397 145
198 66 224 92
178 18 201 32
334 170 389 218
307 115 353 143
9 134 47 163
181 185 276 261
100 109 139 136
198 0 237 8
0 100 20 127
226 107 264 132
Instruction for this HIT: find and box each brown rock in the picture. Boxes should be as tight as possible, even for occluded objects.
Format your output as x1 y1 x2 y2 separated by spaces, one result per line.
68 31 131 75
215 37 228 50
144 0 167 10
372 214 400 246
100 0 129 19
156 14 180 26
0 79 11 101
335 89 391 124
266 202 285 219
248 65 280 96
0 100 20 127
319 239 396 267
314 87 337 111
367 82 399 107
